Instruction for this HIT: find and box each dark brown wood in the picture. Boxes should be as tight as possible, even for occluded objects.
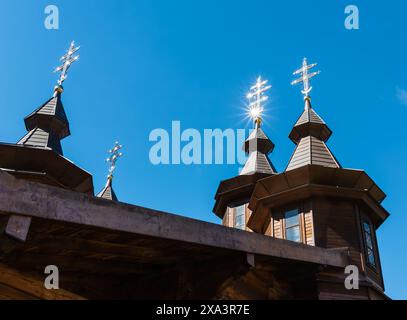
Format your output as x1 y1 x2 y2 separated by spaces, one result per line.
0 263 85 300
0 172 348 268
0 150 390 300
0 143 93 194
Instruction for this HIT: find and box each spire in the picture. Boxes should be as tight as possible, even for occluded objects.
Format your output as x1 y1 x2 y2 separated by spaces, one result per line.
288 97 332 144
97 142 123 201
287 59 340 171
240 76 277 175
97 176 118 201
17 41 80 156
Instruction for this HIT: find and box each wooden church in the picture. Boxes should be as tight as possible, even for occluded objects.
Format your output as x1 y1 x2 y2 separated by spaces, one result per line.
0 44 390 300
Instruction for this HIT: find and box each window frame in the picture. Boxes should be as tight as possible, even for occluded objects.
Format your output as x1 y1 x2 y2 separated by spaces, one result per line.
226 201 249 230
234 204 246 230
282 207 303 243
362 219 377 270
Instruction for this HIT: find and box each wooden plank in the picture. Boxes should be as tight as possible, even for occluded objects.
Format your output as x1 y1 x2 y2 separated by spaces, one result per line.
0 171 348 268
0 283 38 300
304 209 314 246
0 263 85 300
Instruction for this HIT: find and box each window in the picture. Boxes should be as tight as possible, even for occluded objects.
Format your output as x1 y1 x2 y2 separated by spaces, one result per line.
234 204 246 230
363 221 376 268
285 209 301 242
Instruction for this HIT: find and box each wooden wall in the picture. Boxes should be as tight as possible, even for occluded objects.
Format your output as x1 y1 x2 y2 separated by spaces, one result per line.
257 195 385 296
358 206 385 289
221 193 386 299
264 200 315 246
313 197 384 290
222 204 253 232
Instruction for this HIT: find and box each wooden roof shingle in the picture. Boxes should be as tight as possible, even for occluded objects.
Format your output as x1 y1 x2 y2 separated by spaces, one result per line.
289 99 332 144
286 136 340 171
97 178 118 201
286 99 340 171
17 91 70 155
241 127 276 176
17 128 63 155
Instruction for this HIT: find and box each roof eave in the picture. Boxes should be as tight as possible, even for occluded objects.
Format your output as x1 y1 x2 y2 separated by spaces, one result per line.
247 165 389 232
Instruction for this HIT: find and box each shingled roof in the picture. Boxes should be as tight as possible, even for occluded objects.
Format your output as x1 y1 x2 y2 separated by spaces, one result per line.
286 98 340 171
240 127 277 175
97 177 118 201
295 104 325 126
17 90 70 156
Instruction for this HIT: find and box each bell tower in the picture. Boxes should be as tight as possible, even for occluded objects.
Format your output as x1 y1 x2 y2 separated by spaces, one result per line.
248 58 388 298
214 59 390 299
213 76 277 231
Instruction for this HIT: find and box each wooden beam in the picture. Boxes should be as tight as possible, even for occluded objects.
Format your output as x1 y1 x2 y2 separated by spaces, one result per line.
248 184 389 232
3 251 159 276
0 171 347 268
0 263 85 300
23 235 181 265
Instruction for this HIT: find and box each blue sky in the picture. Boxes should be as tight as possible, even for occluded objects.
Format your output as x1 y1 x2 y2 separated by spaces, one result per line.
0 0 406 299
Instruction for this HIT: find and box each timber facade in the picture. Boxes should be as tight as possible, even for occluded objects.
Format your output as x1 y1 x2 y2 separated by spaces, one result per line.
213 96 389 300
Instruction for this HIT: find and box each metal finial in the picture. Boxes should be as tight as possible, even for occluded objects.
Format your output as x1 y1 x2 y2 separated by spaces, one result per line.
106 141 123 179
291 57 320 101
53 41 80 92
246 76 272 128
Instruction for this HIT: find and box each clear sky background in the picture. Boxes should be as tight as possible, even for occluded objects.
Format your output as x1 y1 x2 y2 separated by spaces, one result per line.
0 0 405 299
